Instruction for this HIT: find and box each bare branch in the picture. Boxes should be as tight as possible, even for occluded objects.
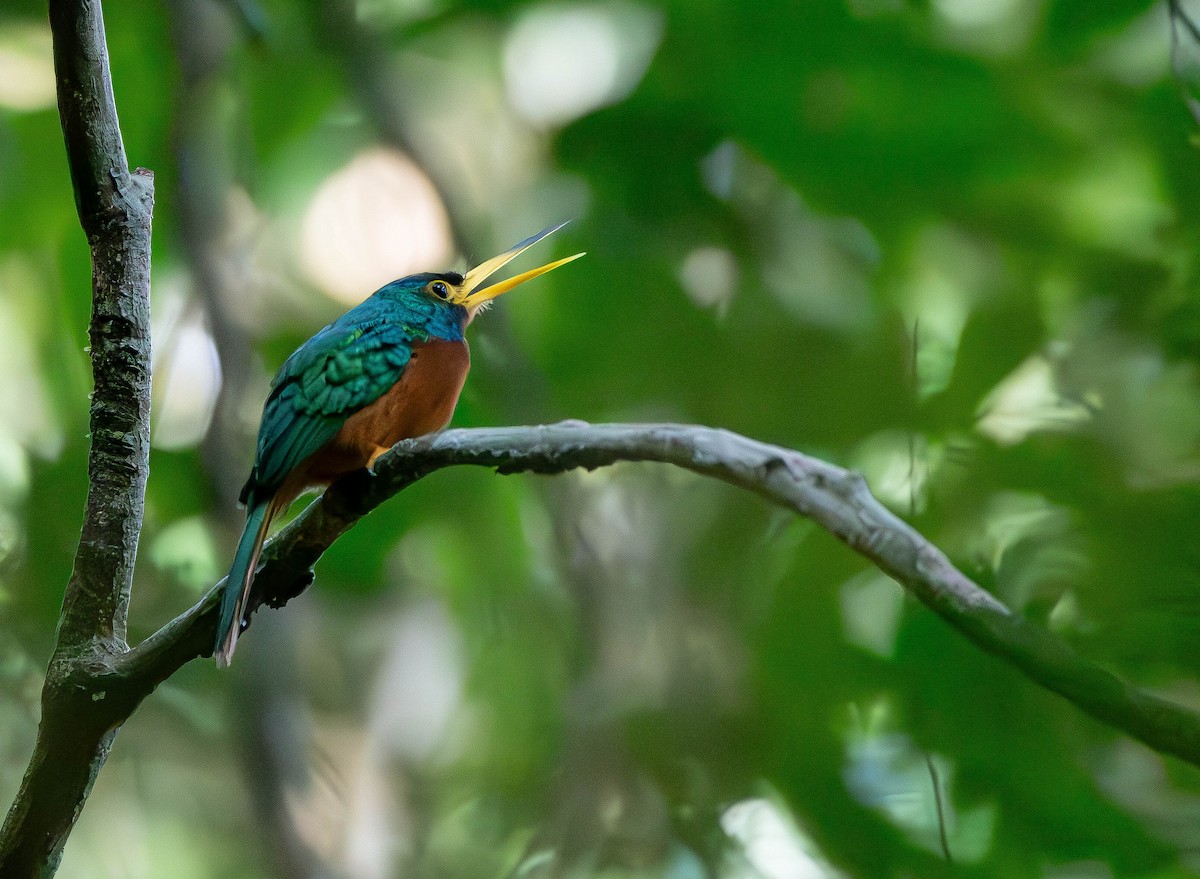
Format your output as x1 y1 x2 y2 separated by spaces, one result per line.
50 0 154 653
0 1 153 874
118 422 1200 770
16 4 1194 875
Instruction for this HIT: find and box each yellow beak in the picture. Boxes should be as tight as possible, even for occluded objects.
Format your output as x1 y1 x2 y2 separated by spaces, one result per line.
460 221 585 308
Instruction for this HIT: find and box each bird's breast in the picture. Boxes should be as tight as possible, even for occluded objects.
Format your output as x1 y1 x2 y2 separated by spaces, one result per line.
308 338 470 480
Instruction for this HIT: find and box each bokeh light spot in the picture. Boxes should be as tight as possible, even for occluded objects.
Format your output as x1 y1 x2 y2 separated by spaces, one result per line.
722 797 845 879
0 25 55 113
148 517 220 592
503 2 663 128
839 571 905 658
300 149 454 304
151 286 222 451
678 246 738 314
976 355 1090 445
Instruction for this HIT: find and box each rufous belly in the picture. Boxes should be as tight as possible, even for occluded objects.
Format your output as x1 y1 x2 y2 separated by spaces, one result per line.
299 337 470 486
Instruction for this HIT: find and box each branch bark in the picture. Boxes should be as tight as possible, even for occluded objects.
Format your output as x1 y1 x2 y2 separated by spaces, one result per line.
0 1 153 874
107 422 1200 771
7 7 1200 873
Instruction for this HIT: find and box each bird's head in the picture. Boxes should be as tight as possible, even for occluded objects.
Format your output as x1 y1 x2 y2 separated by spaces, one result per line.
413 222 583 323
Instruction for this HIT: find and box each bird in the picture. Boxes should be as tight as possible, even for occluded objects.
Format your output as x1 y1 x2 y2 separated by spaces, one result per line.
213 223 583 666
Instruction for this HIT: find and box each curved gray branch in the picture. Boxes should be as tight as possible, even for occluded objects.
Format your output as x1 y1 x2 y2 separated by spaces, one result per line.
118 421 1200 769
6 6 1195 876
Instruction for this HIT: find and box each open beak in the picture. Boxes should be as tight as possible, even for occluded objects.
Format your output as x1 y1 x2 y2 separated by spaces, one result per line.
460 221 585 308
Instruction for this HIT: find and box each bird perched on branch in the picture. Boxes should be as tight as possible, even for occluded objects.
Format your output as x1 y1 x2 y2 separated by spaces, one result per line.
214 223 583 666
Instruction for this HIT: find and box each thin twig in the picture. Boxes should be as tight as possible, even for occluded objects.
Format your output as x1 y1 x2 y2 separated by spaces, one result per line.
925 753 952 864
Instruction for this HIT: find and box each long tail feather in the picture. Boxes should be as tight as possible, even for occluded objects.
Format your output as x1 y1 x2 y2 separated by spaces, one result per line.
214 500 274 667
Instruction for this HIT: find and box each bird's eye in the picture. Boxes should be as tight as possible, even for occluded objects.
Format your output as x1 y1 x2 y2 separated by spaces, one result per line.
430 281 450 300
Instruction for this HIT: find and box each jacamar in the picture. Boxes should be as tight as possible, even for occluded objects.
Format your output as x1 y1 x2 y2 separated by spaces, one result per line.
214 223 582 666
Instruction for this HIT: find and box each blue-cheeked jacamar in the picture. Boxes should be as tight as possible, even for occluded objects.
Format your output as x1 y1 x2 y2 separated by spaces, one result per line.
214 223 582 666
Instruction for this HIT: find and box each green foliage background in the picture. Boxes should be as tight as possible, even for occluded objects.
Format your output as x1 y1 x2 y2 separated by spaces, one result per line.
3 0 1200 876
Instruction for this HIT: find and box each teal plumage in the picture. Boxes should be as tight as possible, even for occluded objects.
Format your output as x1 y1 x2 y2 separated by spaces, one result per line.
245 276 467 504
212 223 583 666
216 502 268 665
214 275 469 666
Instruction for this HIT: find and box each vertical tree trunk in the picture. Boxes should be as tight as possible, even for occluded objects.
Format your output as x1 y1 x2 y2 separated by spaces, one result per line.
0 1 154 874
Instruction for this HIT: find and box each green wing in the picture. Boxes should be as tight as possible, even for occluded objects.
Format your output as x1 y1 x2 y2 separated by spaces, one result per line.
242 317 421 504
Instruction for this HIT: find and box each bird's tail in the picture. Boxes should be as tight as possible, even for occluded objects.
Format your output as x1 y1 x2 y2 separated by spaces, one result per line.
213 499 274 667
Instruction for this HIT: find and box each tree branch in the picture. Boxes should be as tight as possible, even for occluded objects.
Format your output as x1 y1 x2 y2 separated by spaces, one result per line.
50 0 154 653
114 421 1200 770
0 1 153 874
12 4 1192 874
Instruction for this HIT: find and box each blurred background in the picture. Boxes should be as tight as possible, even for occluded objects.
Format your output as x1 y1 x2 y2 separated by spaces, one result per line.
3 0 1200 876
